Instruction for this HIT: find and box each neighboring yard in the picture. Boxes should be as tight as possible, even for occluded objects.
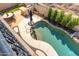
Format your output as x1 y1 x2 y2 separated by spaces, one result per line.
0 3 26 14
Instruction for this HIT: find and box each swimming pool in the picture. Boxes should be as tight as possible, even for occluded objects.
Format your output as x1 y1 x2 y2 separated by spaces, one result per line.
34 21 79 56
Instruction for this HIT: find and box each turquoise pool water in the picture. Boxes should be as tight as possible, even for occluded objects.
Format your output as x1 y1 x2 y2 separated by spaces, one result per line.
34 21 79 56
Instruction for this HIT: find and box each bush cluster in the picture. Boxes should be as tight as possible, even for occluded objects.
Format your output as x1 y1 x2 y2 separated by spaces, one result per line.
48 7 79 29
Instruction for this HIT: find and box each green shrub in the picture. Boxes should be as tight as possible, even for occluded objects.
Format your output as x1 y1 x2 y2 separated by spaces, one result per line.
48 7 52 20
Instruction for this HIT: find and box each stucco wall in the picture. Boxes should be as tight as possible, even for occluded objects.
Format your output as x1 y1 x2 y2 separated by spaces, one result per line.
0 3 17 10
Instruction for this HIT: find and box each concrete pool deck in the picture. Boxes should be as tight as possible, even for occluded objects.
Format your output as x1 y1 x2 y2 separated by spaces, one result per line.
17 14 58 56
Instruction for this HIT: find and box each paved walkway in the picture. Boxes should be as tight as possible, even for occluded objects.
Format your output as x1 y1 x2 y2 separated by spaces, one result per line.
18 15 58 56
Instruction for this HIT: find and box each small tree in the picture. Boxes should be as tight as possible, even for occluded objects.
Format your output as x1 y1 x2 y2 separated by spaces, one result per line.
75 17 79 25
61 13 72 27
66 17 79 28
51 9 58 20
66 17 75 28
55 10 64 23
48 7 52 21
55 11 59 22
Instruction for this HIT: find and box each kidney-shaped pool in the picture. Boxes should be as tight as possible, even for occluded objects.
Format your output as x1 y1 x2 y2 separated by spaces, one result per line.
33 21 79 56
